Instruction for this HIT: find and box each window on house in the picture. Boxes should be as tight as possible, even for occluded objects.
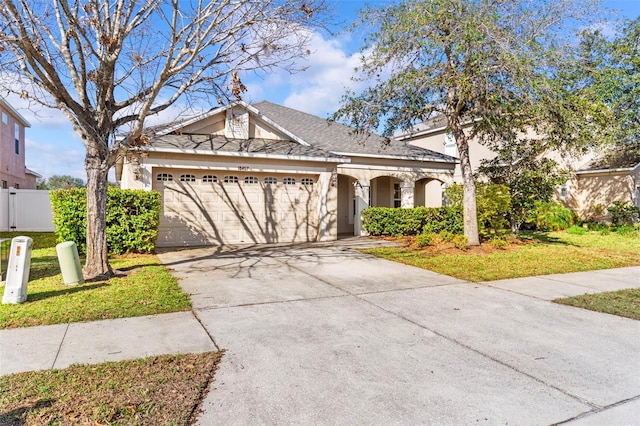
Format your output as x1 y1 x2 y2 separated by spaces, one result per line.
244 176 259 184
223 175 239 183
444 132 457 157
179 174 196 182
301 178 314 186
202 175 218 183
1 112 7 124
559 183 570 200
14 183 19 189
156 173 174 182
14 124 20 155
264 177 277 184
1 180 7 188
393 183 402 208
283 177 296 185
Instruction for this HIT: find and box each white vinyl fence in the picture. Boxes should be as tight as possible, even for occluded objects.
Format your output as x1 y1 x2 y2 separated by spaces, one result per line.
0 188 55 232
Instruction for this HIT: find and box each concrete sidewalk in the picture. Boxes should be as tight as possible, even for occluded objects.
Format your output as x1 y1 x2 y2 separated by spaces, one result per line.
1 242 639 424
0 311 216 375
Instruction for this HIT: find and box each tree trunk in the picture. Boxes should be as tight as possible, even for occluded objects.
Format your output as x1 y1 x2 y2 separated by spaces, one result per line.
83 149 113 279
456 135 481 246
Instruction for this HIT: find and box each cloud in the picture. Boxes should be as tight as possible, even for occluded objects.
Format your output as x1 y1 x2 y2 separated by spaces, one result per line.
240 31 365 117
25 135 86 181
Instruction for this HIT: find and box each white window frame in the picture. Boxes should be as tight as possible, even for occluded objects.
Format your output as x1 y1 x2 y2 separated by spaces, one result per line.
224 175 239 184
393 183 402 208
283 177 296 185
156 173 173 182
202 175 218 183
264 177 277 185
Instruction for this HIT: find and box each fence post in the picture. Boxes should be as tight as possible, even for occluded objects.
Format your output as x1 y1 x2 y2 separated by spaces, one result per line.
8 187 17 231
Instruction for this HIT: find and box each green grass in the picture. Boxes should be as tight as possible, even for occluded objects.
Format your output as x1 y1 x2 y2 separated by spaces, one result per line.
555 288 640 321
0 352 221 425
0 233 191 329
362 231 640 282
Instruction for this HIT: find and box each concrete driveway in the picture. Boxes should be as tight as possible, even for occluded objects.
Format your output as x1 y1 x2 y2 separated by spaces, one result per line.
158 241 640 425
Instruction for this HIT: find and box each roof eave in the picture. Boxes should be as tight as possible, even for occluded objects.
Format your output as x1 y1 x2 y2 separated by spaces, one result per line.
330 151 459 164
141 146 349 163
0 98 31 127
575 167 633 175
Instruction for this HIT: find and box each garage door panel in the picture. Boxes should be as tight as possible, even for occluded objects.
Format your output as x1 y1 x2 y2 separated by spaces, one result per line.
155 172 320 247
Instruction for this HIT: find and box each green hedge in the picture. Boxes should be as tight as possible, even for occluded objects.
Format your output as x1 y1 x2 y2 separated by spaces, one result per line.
362 206 463 236
51 188 161 255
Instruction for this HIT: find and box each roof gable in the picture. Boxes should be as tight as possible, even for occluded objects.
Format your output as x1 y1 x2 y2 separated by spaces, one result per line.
156 101 310 147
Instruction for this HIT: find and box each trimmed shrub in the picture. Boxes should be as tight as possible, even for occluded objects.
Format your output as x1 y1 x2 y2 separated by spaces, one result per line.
438 230 455 242
50 188 87 252
51 188 161 255
362 206 463 236
452 234 468 250
422 207 464 235
416 233 436 247
489 237 508 250
444 183 511 237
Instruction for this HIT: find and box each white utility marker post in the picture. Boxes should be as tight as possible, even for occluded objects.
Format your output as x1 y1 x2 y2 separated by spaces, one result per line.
2 236 33 304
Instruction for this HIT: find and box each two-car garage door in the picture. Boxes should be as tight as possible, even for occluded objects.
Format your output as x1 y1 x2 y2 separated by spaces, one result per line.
153 169 320 247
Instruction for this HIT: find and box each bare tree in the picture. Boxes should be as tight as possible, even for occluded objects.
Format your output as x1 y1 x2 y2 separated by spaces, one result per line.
0 0 327 278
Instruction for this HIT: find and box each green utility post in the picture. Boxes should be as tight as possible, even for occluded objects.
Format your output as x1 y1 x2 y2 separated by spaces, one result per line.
56 241 84 285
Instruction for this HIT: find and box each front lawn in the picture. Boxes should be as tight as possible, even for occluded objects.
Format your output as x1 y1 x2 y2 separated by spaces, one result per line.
555 288 640 321
362 231 640 282
0 352 221 425
0 233 191 329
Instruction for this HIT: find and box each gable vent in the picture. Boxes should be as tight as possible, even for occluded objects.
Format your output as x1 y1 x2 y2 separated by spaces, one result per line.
225 108 249 139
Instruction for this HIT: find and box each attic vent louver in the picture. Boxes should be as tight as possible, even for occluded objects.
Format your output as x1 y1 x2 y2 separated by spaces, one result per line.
225 108 249 139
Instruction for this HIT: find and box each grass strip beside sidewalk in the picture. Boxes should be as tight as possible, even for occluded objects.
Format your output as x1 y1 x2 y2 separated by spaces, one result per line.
0 352 221 426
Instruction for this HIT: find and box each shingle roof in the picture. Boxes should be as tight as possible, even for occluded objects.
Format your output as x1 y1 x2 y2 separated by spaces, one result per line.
150 134 343 158
252 101 456 162
146 101 457 163
578 150 640 172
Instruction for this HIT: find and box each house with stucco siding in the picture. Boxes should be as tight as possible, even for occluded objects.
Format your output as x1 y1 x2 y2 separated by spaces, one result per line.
397 116 640 220
116 101 458 247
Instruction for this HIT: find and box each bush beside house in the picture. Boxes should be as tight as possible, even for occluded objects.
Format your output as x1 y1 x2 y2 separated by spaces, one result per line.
51 188 161 254
362 206 463 236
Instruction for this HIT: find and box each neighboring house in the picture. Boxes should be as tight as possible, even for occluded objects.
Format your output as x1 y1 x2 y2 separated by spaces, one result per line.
569 152 640 220
0 98 39 189
117 101 457 247
397 116 639 220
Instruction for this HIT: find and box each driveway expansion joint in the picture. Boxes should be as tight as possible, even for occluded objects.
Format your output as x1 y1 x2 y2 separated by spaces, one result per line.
555 394 640 424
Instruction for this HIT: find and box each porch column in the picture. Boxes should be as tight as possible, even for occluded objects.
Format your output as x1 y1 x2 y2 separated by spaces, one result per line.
401 180 415 208
317 171 337 241
354 180 370 236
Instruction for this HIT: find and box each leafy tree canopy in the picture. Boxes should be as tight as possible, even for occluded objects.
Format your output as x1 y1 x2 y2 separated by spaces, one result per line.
38 175 86 190
333 0 610 245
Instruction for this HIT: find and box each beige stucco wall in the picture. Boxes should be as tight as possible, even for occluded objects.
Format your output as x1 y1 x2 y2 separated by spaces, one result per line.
567 171 634 220
405 130 495 183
